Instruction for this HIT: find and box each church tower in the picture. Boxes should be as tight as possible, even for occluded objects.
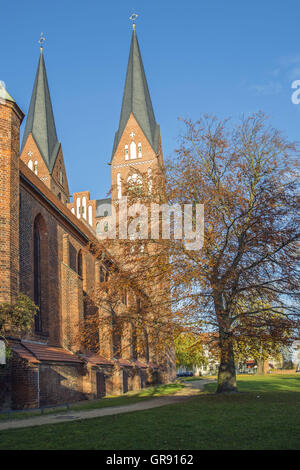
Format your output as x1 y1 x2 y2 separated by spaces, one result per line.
110 25 164 202
20 46 70 204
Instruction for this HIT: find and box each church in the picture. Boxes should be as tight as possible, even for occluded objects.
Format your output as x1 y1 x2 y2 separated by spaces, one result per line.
0 25 175 410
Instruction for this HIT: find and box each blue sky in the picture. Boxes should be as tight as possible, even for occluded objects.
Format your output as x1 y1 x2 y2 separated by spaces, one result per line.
1 0 300 199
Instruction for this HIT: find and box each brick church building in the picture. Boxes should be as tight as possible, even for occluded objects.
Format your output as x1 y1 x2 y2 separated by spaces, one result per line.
0 27 175 410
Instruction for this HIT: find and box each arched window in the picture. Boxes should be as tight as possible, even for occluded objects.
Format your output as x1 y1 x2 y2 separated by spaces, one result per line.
34 219 41 332
57 192 61 201
96 222 101 234
77 250 83 278
34 161 38 174
28 160 33 170
130 141 137 159
138 142 142 158
88 205 93 226
104 222 109 232
82 196 87 220
33 215 48 333
71 207 75 214
125 145 129 160
148 168 152 194
76 197 81 218
112 313 122 359
117 173 122 199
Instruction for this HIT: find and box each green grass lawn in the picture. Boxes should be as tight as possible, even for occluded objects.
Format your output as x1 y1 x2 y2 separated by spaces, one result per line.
0 382 184 421
0 374 299 450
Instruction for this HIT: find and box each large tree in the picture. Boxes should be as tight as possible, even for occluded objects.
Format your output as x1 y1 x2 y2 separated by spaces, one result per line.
165 113 299 392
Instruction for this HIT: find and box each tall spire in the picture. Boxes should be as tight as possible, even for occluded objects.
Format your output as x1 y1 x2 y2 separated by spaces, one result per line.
21 48 60 173
112 28 160 159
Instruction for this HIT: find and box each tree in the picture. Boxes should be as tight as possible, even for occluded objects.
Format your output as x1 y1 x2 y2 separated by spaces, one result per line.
0 293 38 347
174 332 208 371
165 113 299 392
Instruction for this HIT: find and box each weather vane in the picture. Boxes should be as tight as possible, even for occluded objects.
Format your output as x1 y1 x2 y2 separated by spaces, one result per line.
38 32 46 49
129 12 138 30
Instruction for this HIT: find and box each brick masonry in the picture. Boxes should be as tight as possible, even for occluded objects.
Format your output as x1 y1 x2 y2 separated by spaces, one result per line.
0 91 175 410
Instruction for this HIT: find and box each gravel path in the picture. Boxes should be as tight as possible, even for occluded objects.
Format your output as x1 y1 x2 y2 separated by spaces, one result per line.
0 379 214 431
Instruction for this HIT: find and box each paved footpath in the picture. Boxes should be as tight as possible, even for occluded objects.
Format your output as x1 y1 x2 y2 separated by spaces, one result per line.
0 379 215 432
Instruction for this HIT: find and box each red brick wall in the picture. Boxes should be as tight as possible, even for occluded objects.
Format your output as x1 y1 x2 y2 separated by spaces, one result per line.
0 100 23 303
39 363 86 406
11 356 39 409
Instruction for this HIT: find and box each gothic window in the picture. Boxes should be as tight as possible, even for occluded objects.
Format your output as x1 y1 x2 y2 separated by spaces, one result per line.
125 145 129 160
130 141 137 159
138 142 142 158
88 205 93 226
99 265 109 283
34 161 38 174
117 173 122 199
76 197 81 218
122 289 127 306
112 313 122 359
82 196 87 220
28 160 33 170
71 207 75 215
77 250 83 278
33 215 48 333
96 222 101 234
147 168 152 193
34 219 42 332
104 222 109 232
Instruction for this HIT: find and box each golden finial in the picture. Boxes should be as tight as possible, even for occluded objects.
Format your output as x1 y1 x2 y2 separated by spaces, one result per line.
129 12 138 30
38 32 46 51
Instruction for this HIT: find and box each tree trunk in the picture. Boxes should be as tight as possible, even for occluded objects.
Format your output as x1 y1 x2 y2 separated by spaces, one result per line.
257 359 269 375
217 335 237 393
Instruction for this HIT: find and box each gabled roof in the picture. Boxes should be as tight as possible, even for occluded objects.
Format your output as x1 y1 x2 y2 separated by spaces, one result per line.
111 29 160 160
21 340 83 364
21 50 60 173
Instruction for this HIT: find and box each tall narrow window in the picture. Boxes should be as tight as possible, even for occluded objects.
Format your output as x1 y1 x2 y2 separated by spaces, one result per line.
138 142 142 158
125 145 129 160
28 160 33 170
147 168 152 194
34 219 42 332
82 196 87 220
112 314 122 359
117 173 122 199
76 197 81 218
130 141 137 159
77 250 83 278
88 205 93 226
34 161 38 175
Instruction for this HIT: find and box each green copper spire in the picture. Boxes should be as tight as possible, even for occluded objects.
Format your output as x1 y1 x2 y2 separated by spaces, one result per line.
21 49 60 172
112 29 160 159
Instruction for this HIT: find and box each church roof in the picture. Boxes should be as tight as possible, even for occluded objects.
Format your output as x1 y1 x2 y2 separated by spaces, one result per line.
21 49 60 173
0 83 15 103
111 29 160 160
